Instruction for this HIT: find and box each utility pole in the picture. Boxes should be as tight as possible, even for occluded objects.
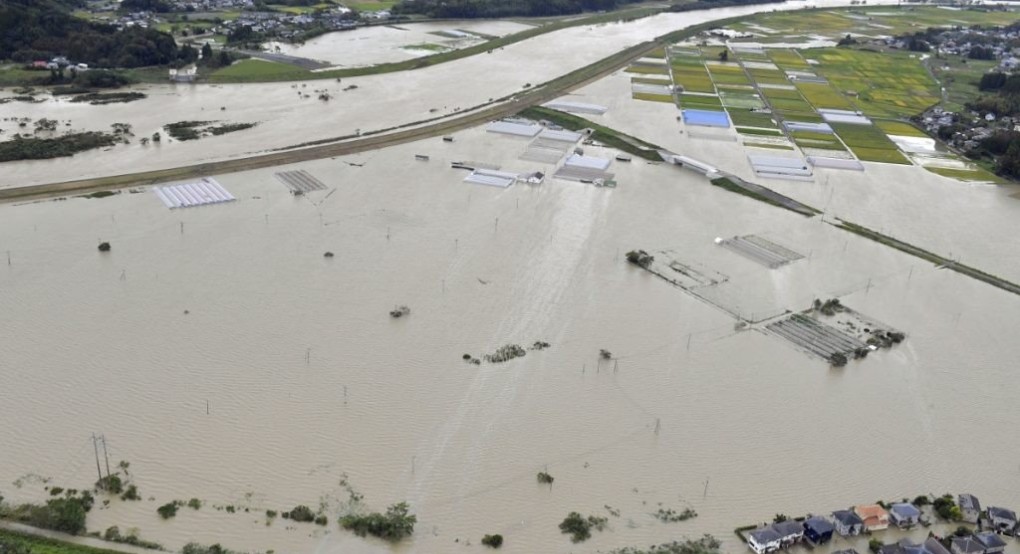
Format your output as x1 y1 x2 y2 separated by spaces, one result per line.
101 435 111 478
91 433 103 481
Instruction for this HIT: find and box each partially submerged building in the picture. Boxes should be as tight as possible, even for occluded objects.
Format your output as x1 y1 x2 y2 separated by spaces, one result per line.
985 507 1018 534
833 509 865 536
974 531 1007 554
855 504 891 531
959 494 981 524
803 515 835 544
889 503 921 528
747 527 782 554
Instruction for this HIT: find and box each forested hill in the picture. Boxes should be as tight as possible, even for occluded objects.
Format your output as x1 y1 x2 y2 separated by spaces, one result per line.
0 0 179 67
391 0 647 18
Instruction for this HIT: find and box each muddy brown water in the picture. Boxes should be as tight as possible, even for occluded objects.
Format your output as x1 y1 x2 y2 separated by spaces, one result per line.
1 125 1019 554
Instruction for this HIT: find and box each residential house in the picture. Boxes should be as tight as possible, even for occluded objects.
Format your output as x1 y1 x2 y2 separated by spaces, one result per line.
959 494 981 524
950 536 985 554
772 520 805 546
974 531 1007 554
803 515 835 544
889 503 921 528
881 538 951 554
747 527 782 554
986 507 1018 534
855 504 891 531
922 537 953 554
833 509 865 536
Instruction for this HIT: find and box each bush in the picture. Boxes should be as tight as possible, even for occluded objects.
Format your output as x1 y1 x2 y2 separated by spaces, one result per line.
288 505 315 523
481 534 503 548
120 485 140 501
26 495 91 535
187 498 202 510
537 472 554 485
869 538 883 553
95 475 123 494
558 512 607 543
933 494 961 521
157 501 182 519
912 495 930 506
339 502 416 541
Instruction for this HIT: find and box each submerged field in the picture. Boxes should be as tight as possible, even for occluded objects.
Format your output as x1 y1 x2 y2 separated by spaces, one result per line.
2 120 1020 554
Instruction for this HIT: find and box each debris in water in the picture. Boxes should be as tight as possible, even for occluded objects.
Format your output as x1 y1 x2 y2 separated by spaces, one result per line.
389 305 411 318
599 349 612 360
324 251 335 258
530 341 551 351
97 241 111 252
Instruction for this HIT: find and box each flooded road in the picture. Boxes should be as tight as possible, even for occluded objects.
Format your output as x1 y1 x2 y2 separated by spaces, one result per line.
1 124 1019 554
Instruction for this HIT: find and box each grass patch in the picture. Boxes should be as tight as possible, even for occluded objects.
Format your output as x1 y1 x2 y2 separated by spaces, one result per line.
850 145 911 164
0 529 129 554
875 119 928 137
209 59 311 82
744 142 796 150
632 92 675 103
625 64 669 75
519 106 662 161
736 127 783 136
926 166 1005 183
0 132 120 162
796 82 854 111
631 76 673 86
727 110 776 128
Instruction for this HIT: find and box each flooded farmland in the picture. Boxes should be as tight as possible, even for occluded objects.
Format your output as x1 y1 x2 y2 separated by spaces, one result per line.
0 0 899 190
265 20 537 67
2 120 1020 554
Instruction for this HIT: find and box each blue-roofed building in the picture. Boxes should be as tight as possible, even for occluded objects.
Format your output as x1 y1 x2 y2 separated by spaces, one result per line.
803 515 835 544
975 531 1007 554
889 503 921 528
747 527 782 554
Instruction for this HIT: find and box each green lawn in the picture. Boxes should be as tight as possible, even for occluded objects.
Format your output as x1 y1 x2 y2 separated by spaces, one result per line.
209 59 311 82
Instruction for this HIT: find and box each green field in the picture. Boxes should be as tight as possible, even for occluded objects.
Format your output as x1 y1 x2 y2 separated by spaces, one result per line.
625 64 669 75
631 76 673 86
209 59 311 82
346 0 397 10
633 92 675 103
727 109 777 128
808 48 940 118
875 119 928 137
795 82 855 111
726 6 1020 43
831 122 911 164
930 56 999 112
0 530 131 554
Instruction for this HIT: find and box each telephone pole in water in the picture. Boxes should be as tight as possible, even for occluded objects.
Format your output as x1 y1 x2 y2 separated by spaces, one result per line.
91 433 103 481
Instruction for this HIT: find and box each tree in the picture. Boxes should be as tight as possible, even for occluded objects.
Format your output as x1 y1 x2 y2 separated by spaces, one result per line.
718 49 728 62
339 503 416 541
481 534 503 548
217 50 231 67
201 42 213 61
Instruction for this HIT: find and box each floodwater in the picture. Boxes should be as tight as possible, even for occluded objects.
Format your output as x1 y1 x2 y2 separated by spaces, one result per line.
0 0 899 190
1 122 1020 554
265 21 536 67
